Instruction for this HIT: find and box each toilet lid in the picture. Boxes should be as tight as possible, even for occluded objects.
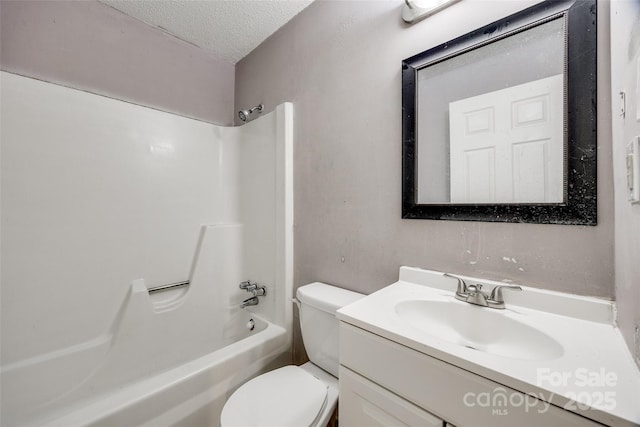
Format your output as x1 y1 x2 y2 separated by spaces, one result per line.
221 365 328 427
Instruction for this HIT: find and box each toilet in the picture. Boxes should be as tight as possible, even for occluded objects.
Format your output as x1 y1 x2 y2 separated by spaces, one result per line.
220 282 364 427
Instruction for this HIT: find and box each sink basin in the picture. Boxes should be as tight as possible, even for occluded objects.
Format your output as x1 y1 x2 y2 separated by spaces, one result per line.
394 300 563 361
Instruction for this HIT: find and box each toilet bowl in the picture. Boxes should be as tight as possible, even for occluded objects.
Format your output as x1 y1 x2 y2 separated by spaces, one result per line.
220 282 364 427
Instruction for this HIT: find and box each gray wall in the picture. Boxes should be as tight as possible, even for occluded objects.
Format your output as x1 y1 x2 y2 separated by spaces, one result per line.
610 0 640 368
235 0 614 306
0 0 234 124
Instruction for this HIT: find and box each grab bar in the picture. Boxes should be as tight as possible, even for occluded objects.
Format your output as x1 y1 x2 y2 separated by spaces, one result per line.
147 280 190 294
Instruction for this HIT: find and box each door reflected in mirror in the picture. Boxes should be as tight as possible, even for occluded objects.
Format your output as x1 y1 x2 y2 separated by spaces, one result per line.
416 18 565 204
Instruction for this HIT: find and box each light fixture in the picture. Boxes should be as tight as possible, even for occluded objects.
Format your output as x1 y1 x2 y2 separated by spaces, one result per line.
402 0 461 24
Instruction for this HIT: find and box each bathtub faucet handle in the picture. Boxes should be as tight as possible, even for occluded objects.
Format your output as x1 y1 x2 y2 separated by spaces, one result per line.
252 284 266 297
239 280 257 291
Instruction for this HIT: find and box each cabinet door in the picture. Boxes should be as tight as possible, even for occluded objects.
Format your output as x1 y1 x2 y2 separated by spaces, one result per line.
340 366 444 427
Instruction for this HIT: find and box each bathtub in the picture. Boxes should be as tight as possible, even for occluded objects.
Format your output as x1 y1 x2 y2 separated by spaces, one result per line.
2 225 292 427
3 312 288 427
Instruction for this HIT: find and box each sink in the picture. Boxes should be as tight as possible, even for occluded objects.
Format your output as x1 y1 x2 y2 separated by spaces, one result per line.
337 267 640 426
394 299 564 361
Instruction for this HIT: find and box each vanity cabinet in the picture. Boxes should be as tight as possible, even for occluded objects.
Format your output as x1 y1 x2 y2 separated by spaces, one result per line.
338 323 603 427
340 366 444 427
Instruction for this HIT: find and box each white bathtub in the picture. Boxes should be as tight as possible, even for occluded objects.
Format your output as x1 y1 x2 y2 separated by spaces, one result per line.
2 225 292 427
4 313 288 427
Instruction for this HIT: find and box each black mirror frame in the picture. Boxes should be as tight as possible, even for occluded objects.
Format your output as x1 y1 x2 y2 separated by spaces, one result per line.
401 0 597 225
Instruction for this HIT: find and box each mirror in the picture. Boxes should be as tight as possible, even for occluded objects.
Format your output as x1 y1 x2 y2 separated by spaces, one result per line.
402 0 597 225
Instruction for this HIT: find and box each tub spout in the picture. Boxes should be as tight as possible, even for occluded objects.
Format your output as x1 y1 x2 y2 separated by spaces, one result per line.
240 296 259 308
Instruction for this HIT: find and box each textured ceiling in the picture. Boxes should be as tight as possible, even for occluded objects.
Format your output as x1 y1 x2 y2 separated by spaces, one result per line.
99 0 314 64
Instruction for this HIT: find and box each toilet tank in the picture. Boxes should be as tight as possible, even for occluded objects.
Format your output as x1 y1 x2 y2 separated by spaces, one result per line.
296 282 364 377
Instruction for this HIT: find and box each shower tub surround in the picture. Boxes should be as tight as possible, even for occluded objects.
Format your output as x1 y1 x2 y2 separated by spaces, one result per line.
0 72 293 427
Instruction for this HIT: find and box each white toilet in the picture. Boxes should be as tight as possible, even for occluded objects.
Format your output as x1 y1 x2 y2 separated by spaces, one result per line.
220 282 364 427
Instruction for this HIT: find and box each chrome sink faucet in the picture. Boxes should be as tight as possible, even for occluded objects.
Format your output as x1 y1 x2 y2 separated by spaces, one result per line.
465 283 489 306
444 273 522 309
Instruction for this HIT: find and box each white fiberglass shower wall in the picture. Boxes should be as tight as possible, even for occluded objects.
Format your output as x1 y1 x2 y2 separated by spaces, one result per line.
0 72 293 427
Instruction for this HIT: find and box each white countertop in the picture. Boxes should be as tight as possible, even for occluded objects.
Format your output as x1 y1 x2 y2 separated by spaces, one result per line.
336 267 640 427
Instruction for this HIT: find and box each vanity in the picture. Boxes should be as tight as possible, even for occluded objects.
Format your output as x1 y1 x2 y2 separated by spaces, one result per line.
336 267 640 427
